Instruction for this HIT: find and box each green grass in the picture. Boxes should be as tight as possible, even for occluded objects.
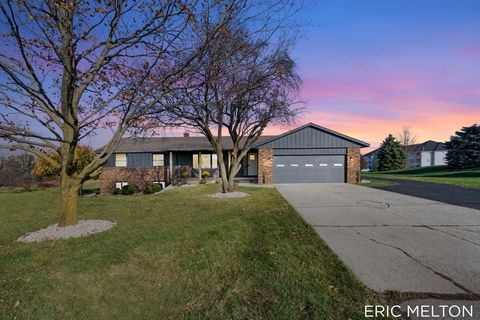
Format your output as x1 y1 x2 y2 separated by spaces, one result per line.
363 166 480 188
0 185 384 319
360 179 398 188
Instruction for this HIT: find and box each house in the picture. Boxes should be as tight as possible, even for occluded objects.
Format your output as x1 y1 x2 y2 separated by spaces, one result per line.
99 123 370 193
361 140 447 171
362 149 379 171
405 140 447 168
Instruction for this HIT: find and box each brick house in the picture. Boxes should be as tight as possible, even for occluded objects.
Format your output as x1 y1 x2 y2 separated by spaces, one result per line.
99 123 369 193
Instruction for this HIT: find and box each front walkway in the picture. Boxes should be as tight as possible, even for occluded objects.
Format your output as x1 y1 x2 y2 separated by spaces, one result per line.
275 183 480 295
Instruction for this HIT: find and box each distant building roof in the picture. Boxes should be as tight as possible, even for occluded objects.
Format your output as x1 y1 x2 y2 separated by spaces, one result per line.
362 148 379 157
405 140 446 153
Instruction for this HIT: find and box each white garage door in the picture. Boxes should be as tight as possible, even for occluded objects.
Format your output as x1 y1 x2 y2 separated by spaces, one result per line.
273 155 345 183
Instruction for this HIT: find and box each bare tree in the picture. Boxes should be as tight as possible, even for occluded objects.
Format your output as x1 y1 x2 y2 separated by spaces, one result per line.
397 126 417 147
159 2 302 192
0 0 238 225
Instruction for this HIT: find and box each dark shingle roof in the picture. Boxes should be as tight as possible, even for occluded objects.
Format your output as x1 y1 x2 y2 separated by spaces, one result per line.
405 140 446 153
111 136 276 153
362 148 379 157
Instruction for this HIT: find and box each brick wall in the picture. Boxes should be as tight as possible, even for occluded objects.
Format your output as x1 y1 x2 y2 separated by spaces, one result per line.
346 148 361 184
257 148 273 184
99 167 166 194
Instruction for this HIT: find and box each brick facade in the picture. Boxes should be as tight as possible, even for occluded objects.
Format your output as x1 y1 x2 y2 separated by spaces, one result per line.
346 148 361 184
100 167 167 194
257 148 273 184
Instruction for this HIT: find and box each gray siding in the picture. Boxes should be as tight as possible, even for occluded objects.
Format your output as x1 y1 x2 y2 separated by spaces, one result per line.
104 152 153 168
171 152 193 166
259 126 363 149
103 152 192 168
104 154 116 167
273 148 347 156
127 153 152 167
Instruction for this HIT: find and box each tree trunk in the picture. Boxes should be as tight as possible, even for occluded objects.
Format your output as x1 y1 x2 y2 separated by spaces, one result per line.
216 150 230 193
226 161 241 192
59 174 81 227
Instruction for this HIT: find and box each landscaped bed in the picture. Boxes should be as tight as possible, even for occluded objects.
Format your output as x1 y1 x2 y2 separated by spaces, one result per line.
0 185 384 319
363 166 480 188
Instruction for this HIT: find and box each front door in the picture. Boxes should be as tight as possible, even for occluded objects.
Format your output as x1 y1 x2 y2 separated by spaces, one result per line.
247 153 258 176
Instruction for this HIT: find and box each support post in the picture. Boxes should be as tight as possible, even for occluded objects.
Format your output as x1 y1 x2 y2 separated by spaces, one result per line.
198 151 202 177
169 152 173 182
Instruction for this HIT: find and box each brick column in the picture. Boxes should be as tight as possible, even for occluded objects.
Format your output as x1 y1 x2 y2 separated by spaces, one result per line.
257 148 273 184
346 148 361 184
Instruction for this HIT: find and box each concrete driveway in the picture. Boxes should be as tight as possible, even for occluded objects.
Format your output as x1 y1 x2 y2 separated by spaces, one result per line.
276 183 480 295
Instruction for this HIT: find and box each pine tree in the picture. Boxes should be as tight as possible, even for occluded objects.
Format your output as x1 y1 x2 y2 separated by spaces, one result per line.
445 124 480 169
377 134 406 171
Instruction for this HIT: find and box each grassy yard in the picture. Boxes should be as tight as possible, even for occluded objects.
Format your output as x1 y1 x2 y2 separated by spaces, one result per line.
363 166 480 188
0 184 384 319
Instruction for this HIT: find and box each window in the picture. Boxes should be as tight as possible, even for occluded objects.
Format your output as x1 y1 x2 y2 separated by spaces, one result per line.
212 154 218 169
193 154 199 169
153 154 164 167
115 181 128 189
115 154 127 167
201 154 211 169
249 154 256 161
193 153 216 169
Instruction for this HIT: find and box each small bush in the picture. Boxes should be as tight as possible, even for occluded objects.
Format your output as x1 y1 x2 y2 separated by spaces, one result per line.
112 188 121 195
201 171 210 179
121 184 138 195
144 183 162 194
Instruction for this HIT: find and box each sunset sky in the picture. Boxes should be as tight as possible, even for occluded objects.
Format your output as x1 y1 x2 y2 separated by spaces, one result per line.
258 0 480 151
4 1 477 153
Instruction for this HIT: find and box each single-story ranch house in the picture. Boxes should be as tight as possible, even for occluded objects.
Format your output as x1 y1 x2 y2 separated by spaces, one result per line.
99 123 370 193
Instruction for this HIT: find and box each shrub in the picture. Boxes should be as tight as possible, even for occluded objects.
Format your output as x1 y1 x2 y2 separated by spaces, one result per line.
144 183 162 194
112 188 121 195
121 184 138 195
201 171 210 179
172 166 191 186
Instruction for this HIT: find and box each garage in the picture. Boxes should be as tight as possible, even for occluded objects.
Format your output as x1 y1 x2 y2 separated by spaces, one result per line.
254 123 370 184
273 155 345 183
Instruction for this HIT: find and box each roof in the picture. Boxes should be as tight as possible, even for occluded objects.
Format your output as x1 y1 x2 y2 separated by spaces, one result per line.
255 122 370 148
362 148 379 157
107 123 370 153
110 136 275 153
405 140 446 153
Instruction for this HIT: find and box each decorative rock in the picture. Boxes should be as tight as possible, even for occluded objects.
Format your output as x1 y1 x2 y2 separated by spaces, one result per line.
207 192 248 199
17 219 116 243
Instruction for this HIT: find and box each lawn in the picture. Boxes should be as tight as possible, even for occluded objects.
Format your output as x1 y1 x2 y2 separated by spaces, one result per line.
0 184 384 319
363 166 480 188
